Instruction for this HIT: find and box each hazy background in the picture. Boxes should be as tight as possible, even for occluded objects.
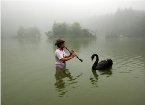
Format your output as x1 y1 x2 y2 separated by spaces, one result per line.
1 0 145 38
2 1 145 105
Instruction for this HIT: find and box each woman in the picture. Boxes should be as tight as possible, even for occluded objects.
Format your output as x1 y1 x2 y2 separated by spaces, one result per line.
55 39 76 69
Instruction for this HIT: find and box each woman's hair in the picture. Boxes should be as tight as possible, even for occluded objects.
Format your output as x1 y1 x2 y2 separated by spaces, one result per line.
56 42 64 48
55 39 65 48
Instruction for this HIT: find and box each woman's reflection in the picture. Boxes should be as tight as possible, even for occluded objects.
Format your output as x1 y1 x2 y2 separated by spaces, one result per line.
55 65 82 97
55 66 71 89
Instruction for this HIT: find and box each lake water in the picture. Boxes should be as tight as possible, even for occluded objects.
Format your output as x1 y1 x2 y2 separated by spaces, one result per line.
1 37 145 105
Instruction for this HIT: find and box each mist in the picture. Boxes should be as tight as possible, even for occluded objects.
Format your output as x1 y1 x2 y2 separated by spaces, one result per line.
1 0 145 37
2 1 145 104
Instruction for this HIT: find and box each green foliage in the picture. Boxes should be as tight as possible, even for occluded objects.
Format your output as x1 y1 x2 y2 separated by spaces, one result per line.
52 23 69 35
50 22 94 37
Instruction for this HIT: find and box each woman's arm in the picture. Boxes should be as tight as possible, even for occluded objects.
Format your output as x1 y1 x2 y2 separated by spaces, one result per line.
60 56 73 62
64 54 72 58
60 51 76 62
64 50 75 58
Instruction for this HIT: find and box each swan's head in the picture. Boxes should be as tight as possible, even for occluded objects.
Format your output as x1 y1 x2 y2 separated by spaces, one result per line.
107 59 113 66
91 54 98 61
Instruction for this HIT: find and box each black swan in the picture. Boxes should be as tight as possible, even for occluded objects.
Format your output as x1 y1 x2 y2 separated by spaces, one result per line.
91 54 113 70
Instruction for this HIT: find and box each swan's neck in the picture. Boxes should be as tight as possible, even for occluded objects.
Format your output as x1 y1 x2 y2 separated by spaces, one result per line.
93 60 98 66
92 55 99 70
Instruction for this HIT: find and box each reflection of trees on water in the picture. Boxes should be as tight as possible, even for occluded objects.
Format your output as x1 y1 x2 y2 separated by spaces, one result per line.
17 38 40 45
48 37 96 53
15 26 41 48
104 38 145 60
90 69 112 87
16 37 41 52
54 68 82 97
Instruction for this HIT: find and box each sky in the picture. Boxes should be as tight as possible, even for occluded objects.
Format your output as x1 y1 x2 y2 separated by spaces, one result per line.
1 0 145 36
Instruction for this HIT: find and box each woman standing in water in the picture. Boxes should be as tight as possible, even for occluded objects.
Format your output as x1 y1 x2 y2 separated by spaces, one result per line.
55 39 76 69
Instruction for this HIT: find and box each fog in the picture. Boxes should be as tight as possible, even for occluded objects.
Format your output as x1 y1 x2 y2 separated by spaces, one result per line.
2 1 145 104
1 0 145 37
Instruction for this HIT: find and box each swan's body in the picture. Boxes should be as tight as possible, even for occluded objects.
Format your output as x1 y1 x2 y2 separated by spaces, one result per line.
91 54 113 70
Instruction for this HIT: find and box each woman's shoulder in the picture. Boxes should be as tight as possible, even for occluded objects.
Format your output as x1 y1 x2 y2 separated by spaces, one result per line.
55 49 62 53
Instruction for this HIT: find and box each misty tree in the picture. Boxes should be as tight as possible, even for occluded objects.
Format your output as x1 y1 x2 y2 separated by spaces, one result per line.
52 22 69 36
17 27 40 38
81 29 92 36
49 22 94 37
70 22 81 35
87 8 145 38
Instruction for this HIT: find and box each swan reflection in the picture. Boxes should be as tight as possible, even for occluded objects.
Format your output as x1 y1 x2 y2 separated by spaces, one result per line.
90 69 113 87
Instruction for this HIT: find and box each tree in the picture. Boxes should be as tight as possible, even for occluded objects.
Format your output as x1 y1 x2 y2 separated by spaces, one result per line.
50 22 95 37
71 22 81 35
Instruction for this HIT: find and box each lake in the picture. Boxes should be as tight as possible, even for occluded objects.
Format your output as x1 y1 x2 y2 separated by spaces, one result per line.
1 36 145 105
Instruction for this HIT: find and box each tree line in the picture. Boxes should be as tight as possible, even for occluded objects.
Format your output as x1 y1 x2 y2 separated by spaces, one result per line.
87 8 145 38
46 22 95 37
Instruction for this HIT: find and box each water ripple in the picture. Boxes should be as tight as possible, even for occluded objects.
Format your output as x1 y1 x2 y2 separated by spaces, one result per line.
114 55 144 75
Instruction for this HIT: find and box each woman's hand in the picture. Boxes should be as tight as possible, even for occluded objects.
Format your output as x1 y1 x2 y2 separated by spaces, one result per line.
70 50 76 58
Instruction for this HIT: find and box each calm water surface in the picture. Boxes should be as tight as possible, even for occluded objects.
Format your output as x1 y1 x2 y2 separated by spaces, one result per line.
2 37 145 105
